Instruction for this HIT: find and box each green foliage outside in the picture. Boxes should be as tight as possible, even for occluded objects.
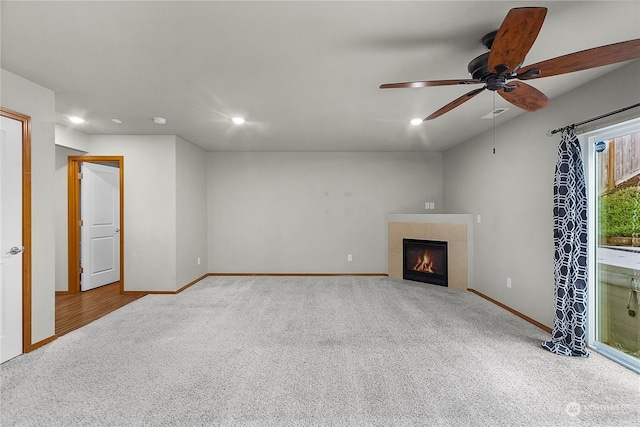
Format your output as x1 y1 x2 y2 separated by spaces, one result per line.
599 186 640 238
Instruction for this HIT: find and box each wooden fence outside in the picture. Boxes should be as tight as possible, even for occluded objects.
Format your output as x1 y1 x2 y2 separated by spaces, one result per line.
598 131 640 194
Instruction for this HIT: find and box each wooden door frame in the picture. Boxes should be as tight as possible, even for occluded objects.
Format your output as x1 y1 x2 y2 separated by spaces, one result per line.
67 156 124 294
0 107 32 353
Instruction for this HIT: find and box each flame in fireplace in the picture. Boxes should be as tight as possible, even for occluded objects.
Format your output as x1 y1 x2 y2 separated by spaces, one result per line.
413 251 434 273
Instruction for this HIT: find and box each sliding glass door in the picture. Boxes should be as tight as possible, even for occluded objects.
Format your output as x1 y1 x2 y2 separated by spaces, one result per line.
587 117 640 373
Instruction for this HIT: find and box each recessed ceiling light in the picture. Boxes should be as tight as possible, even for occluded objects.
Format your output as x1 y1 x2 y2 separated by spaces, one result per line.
111 118 123 124
410 118 423 125
232 117 246 125
153 116 167 125
68 116 85 124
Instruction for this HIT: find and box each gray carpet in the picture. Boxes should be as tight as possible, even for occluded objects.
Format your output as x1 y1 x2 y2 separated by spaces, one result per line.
1 276 638 426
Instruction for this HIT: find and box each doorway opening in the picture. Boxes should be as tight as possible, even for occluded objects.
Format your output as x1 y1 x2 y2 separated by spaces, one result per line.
67 156 124 295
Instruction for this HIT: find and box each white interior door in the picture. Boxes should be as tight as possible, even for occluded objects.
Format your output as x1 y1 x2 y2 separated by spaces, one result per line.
80 162 120 291
0 116 23 363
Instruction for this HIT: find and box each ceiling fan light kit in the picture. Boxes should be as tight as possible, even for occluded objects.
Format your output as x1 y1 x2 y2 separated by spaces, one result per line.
380 7 640 121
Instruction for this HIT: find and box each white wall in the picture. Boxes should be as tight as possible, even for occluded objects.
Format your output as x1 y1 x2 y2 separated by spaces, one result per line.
443 61 640 328
55 124 90 152
176 136 208 286
89 135 178 292
207 151 443 273
1 69 56 344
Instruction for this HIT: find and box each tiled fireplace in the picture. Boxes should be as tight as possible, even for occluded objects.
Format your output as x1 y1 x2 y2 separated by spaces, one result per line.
387 214 473 291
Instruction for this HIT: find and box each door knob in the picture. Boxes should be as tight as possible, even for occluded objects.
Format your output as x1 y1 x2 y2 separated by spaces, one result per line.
6 246 24 255
114 228 120 233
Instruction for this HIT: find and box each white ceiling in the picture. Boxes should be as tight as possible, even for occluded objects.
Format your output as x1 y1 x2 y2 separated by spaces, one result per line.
1 1 639 152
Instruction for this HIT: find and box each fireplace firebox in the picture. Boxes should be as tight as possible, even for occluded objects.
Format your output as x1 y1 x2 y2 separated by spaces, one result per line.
403 239 448 287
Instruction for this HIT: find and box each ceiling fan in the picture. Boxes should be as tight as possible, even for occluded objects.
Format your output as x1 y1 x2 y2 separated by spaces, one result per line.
380 7 640 120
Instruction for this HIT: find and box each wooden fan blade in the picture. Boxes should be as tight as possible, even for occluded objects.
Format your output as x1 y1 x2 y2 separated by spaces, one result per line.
498 81 549 111
380 79 480 89
517 39 640 79
488 7 547 74
425 87 486 120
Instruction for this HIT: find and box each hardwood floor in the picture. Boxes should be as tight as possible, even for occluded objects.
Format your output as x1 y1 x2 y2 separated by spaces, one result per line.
55 282 145 337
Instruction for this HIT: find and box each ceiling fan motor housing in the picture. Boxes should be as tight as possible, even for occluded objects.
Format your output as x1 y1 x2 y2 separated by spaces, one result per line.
467 30 500 80
468 51 520 91
467 52 491 81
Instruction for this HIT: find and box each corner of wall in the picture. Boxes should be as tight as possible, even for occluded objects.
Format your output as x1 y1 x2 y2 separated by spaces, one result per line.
175 136 208 288
55 124 90 152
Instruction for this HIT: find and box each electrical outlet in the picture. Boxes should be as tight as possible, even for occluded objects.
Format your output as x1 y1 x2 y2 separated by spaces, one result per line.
197 257 201 265
506 277 512 289
425 202 429 209
429 202 435 210
347 254 353 262
477 214 482 224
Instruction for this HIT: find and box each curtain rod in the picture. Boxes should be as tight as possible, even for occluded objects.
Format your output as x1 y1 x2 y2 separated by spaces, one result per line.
546 102 640 137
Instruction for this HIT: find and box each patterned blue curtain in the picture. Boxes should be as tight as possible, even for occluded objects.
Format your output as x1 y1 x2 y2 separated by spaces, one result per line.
541 130 589 357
